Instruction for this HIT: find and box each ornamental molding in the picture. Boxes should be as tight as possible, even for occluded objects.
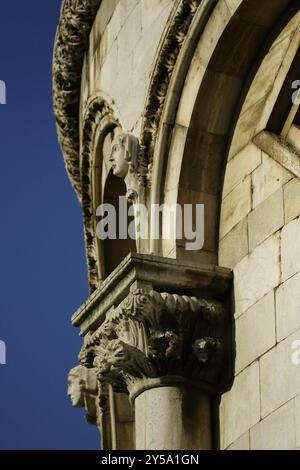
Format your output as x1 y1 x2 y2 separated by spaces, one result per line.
139 0 202 184
81 96 119 291
53 0 102 195
79 288 229 401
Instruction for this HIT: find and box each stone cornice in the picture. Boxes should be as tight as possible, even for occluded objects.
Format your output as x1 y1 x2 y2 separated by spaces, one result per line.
52 0 102 196
71 253 233 335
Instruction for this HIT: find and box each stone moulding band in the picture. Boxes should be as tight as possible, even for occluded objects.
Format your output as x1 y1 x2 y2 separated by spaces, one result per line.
139 0 202 184
52 0 102 196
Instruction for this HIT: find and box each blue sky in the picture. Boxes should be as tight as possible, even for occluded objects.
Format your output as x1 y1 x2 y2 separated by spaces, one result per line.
0 1 99 449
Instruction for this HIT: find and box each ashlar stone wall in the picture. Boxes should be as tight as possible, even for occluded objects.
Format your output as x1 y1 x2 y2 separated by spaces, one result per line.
219 137 300 450
80 0 174 135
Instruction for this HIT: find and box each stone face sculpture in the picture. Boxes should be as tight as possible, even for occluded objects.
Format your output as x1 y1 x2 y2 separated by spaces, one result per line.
67 365 99 425
67 365 85 407
109 133 139 180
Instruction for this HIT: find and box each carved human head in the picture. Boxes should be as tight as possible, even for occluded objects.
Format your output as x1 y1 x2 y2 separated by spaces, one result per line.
109 133 139 179
67 365 85 407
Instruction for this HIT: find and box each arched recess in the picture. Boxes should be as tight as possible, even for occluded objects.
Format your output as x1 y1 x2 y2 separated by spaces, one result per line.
80 95 136 292
147 0 298 264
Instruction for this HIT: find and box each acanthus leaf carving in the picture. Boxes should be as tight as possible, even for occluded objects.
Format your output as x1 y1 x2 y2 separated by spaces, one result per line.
79 288 228 398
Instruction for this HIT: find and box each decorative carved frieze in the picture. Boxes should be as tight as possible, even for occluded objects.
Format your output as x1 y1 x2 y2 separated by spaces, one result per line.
53 0 102 195
79 287 230 401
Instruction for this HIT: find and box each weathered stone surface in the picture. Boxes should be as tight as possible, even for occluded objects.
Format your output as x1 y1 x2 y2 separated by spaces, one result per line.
72 254 232 335
260 329 300 418
295 395 300 449
276 271 300 342
220 361 260 449
52 0 102 195
254 132 300 180
250 400 295 450
248 188 284 252
235 291 276 373
234 234 280 316
284 178 300 224
222 143 261 198
219 218 248 269
287 124 300 154
227 431 249 450
135 387 211 450
220 176 251 238
251 152 292 208
281 217 300 282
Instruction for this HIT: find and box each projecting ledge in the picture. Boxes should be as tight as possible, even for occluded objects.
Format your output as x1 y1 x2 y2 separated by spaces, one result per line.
71 253 232 336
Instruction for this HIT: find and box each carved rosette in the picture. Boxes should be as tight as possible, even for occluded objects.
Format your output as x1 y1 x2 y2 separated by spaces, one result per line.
79 288 230 400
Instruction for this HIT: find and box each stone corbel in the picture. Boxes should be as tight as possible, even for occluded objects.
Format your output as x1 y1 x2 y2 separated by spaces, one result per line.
79 287 230 403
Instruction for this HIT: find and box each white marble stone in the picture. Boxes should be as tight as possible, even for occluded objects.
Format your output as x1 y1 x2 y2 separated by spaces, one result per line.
252 152 292 208
220 362 260 449
235 292 276 373
220 176 251 238
248 188 284 252
250 400 296 450
276 271 300 342
284 178 300 224
223 143 261 198
260 329 300 418
281 217 300 282
219 218 248 269
227 431 250 450
234 234 280 316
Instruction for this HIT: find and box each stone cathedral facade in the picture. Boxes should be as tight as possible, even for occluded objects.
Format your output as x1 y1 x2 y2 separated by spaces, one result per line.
53 0 300 450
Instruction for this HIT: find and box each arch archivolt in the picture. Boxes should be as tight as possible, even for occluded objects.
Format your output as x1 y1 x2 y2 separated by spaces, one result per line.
80 95 121 291
147 0 300 263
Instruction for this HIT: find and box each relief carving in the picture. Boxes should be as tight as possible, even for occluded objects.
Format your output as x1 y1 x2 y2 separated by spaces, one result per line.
67 364 106 426
79 288 228 400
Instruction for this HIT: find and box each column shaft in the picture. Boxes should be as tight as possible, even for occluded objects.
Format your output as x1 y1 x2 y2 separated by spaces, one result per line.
135 386 211 450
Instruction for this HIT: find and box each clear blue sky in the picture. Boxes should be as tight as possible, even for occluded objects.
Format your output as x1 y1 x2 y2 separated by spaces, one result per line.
0 1 99 449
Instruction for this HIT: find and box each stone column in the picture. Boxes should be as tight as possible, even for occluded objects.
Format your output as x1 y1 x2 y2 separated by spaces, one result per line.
79 287 230 450
135 386 211 450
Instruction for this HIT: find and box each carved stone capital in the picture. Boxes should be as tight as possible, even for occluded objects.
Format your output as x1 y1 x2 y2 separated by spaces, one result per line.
79 287 230 401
